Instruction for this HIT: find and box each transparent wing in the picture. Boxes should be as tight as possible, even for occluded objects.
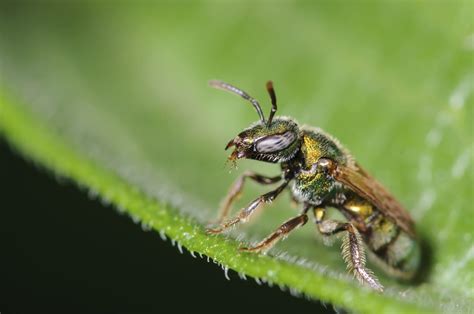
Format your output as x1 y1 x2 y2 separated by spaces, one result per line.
334 163 416 237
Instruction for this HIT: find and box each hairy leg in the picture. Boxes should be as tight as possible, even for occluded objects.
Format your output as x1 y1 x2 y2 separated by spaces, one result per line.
206 181 288 234
313 208 384 292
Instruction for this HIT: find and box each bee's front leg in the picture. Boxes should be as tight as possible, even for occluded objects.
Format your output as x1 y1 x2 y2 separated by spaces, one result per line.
206 181 288 234
214 171 281 224
313 208 384 292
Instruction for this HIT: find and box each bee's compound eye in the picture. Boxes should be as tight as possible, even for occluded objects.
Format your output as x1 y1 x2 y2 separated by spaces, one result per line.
255 131 296 153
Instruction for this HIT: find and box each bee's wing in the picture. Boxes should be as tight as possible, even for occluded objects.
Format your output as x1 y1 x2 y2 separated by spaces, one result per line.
334 163 416 237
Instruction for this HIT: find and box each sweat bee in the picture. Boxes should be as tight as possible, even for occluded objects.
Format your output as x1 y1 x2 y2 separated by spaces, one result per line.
206 80 420 292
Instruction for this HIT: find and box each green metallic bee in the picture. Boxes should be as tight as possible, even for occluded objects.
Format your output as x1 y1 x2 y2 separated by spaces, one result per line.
206 80 420 292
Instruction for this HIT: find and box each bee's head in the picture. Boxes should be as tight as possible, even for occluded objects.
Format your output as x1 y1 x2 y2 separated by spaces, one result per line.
210 80 300 164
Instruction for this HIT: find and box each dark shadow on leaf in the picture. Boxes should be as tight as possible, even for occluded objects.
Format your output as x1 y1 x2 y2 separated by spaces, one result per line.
411 231 433 286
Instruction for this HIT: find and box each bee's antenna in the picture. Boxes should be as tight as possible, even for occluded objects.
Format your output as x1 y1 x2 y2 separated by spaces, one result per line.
266 80 277 127
209 80 266 123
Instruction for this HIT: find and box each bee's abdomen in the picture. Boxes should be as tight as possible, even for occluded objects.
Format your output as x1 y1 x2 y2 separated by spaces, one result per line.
371 228 421 279
367 214 421 279
343 195 420 279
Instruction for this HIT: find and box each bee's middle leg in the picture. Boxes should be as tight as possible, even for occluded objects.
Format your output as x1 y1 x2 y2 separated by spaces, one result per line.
313 208 384 292
239 204 311 253
206 181 288 234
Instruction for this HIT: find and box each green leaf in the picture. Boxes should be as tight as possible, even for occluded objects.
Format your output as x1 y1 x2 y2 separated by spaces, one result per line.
0 2 472 313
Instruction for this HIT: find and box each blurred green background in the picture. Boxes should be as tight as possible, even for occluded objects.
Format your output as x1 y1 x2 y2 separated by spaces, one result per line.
0 1 472 313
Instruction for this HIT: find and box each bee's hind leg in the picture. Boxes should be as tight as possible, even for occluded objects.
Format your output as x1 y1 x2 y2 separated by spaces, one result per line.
239 204 311 253
313 208 384 292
